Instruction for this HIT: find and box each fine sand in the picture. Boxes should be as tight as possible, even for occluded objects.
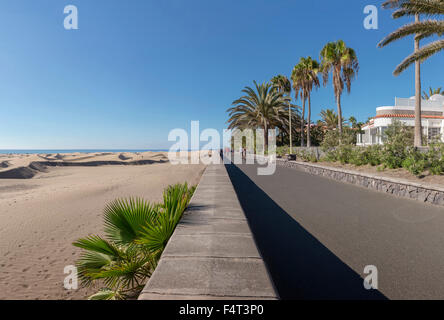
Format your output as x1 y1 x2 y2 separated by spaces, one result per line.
0 152 206 300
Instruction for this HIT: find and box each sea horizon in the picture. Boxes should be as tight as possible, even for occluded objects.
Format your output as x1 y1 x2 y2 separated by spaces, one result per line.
0 149 170 154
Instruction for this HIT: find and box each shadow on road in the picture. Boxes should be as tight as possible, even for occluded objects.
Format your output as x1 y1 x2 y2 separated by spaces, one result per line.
225 163 387 300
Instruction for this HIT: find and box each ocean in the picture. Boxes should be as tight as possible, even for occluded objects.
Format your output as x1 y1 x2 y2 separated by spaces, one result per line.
0 149 169 154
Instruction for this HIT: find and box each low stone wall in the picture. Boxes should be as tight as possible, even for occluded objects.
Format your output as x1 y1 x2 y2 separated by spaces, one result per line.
291 147 325 160
138 162 277 300
277 159 444 207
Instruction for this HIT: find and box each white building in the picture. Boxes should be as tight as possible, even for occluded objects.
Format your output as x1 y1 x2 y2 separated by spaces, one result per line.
357 94 444 145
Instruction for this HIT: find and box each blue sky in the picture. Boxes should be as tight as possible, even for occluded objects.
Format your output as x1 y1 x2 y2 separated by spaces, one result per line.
0 0 442 149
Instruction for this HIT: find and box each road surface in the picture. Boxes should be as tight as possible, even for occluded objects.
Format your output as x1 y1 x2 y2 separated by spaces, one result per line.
225 162 444 300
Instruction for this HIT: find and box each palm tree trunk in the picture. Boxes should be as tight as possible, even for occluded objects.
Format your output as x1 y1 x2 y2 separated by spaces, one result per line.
289 102 292 154
264 123 269 152
300 93 305 147
337 93 343 137
307 93 312 147
414 13 423 147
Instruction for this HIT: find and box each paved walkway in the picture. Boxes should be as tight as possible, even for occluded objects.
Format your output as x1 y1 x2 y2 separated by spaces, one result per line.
139 163 277 300
226 162 444 300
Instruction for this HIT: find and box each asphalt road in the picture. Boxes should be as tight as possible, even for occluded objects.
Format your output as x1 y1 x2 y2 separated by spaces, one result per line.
225 162 444 300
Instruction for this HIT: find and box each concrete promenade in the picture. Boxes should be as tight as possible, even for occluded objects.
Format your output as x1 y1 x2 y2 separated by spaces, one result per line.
139 162 277 300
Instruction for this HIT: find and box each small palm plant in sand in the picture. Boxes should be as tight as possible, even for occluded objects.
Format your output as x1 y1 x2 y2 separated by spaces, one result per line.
73 183 195 300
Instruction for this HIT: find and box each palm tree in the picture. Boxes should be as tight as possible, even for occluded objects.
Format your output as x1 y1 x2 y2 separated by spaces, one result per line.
291 57 320 147
320 108 340 129
423 86 444 99
349 116 364 134
292 63 307 147
227 81 290 151
379 0 444 74
349 116 358 127
378 0 444 146
271 75 293 152
320 40 359 138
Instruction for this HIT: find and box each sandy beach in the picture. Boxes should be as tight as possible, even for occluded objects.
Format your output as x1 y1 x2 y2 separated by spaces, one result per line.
0 152 206 300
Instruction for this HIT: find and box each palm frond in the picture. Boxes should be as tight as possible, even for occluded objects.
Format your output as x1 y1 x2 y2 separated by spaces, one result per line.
103 198 158 245
88 289 121 300
137 183 194 254
390 0 444 18
226 81 293 137
93 252 154 289
320 40 359 100
380 0 444 75
73 236 126 287
422 86 443 99
271 75 292 95
75 251 114 287
73 235 123 258
378 20 444 48
394 39 444 74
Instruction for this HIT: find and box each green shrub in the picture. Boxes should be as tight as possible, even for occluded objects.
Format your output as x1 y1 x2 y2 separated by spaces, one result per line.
402 147 426 176
380 120 414 169
295 148 319 162
366 145 383 166
320 128 356 152
316 121 444 177
347 145 382 166
276 145 290 157
322 150 337 162
73 183 195 300
349 147 367 166
336 144 353 164
425 143 444 175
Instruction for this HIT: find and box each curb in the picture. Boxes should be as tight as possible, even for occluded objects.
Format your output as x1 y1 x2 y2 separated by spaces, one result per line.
276 159 444 207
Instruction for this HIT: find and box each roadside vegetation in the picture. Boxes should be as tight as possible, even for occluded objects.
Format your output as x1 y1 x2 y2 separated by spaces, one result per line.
227 1 443 179
290 121 444 177
72 183 196 300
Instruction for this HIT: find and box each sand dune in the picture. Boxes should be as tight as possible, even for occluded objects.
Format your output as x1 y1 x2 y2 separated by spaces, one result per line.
0 151 172 179
0 161 10 168
0 152 206 299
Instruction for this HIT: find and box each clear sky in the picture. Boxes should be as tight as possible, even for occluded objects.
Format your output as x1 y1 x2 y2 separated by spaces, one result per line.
0 0 442 149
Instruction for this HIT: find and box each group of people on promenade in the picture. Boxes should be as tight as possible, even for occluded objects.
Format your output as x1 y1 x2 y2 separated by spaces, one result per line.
219 147 247 161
